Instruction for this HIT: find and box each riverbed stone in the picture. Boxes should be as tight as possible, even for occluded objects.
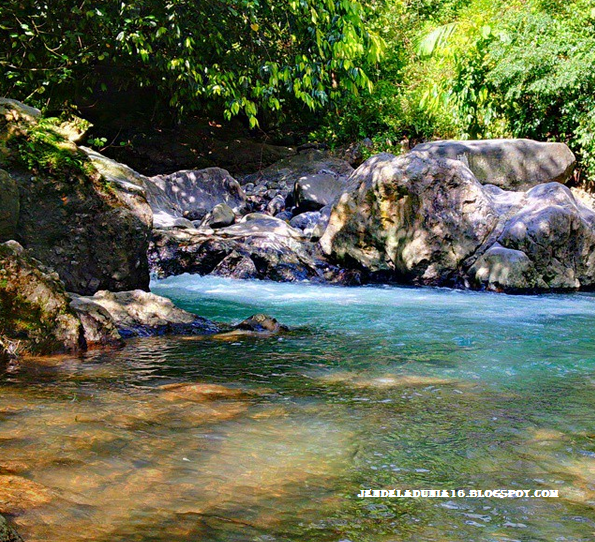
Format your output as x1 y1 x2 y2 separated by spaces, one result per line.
149 220 350 283
266 194 286 215
411 139 576 191
73 290 221 338
235 313 288 334
205 202 235 228
69 295 125 348
290 211 324 239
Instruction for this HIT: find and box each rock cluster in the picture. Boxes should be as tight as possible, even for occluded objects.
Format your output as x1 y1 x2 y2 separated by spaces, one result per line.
2 95 594 359
321 150 595 291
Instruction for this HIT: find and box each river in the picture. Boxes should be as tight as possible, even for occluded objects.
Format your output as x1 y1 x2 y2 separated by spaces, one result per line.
1 275 595 541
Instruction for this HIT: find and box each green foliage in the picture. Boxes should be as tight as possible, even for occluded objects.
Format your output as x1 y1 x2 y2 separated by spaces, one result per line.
0 0 382 126
2 0 593 182
7 117 93 177
486 0 595 181
315 0 595 184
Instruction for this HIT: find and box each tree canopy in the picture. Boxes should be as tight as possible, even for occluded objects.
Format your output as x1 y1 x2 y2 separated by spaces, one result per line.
0 0 383 126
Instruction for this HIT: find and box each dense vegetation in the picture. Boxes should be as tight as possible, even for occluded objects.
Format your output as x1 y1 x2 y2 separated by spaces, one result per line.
318 0 595 183
1 0 594 180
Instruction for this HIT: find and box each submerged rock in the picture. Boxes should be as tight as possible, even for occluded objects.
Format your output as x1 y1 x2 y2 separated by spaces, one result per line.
71 290 220 338
411 139 575 191
235 313 287 334
159 382 252 402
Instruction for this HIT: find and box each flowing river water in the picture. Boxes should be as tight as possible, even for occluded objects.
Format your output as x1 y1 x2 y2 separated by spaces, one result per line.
2 275 595 541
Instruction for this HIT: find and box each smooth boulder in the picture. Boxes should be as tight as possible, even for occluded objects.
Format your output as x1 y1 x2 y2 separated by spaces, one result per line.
411 139 575 191
73 290 220 337
204 202 235 228
294 173 347 211
149 167 246 221
321 152 498 285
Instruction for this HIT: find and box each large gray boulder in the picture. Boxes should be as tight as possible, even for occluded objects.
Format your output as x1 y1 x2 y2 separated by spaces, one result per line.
84 147 196 230
0 170 19 242
321 152 498 285
294 173 347 211
149 167 246 221
411 139 575 191
321 152 595 291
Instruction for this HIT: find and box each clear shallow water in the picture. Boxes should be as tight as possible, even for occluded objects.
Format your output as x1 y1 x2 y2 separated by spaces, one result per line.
2 276 595 541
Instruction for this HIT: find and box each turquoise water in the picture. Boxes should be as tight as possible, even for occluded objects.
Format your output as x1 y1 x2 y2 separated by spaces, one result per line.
2 276 595 541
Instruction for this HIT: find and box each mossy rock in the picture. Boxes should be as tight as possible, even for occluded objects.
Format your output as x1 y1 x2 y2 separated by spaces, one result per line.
0 98 151 294
0 170 19 242
0 240 84 355
0 514 23 542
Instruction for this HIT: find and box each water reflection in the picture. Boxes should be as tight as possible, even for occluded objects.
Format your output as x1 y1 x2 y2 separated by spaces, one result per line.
1 277 595 541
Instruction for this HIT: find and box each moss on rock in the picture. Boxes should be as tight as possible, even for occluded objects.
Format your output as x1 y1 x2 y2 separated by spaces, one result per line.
0 240 84 356
0 98 151 294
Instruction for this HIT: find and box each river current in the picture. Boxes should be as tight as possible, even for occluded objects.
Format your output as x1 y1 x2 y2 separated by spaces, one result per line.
1 275 595 541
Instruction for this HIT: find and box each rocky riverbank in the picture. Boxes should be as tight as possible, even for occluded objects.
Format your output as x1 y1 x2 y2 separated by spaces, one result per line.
2 96 595 361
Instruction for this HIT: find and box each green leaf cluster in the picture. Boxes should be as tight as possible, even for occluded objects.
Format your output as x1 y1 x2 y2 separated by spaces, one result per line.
0 0 382 126
316 0 595 184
